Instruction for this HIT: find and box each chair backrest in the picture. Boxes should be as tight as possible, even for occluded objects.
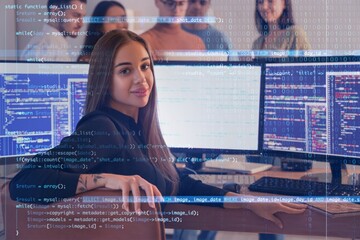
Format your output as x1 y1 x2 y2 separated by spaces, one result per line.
1 183 166 240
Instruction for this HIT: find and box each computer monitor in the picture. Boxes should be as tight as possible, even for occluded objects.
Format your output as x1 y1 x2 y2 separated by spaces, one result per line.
154 61 264 162
262 56 360 183
1 61 264 167
0 61 89 160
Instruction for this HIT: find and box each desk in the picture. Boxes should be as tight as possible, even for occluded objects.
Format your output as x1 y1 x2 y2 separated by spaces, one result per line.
164 166 360 239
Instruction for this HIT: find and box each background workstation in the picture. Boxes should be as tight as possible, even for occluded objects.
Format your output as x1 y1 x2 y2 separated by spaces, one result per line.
2 58 360 239
4 57 360 180
1 1 360 240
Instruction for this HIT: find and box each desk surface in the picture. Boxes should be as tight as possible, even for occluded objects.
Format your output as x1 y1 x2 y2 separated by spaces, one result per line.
165 166 360 238
164 202 360 238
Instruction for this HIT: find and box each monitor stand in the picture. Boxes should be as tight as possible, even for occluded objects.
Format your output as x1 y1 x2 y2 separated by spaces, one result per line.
175 152 235 174
301 162 350 185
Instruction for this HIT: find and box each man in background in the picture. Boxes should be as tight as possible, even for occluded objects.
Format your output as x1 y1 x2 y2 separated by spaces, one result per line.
182 0 230 51
141 0 205 60
20 0 87 62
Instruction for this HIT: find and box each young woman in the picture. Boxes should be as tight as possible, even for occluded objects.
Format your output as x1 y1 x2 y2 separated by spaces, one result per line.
10 30 306 227
78 1 128 62
253 0 310 52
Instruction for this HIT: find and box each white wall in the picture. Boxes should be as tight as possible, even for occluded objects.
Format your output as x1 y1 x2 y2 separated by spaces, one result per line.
3 0 360 60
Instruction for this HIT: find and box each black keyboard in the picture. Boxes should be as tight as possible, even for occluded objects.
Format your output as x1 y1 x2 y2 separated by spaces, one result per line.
248 177 360 196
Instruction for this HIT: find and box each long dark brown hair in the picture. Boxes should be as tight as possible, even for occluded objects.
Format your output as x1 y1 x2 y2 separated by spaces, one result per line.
85 29 179 193
255 0 295 36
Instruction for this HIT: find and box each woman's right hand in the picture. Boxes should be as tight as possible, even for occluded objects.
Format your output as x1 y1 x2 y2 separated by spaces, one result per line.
102 173 163 215
77 173 163 215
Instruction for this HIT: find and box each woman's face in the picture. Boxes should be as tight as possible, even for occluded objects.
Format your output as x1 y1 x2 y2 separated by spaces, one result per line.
102 5 128 33
257 0 285 24
109 41 153 118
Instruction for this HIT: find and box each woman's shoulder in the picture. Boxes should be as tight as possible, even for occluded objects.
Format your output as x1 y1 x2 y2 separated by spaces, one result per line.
73 110 132 144
252 35 264 50
287 25 307 36
286 25 311 50
76 110 121 131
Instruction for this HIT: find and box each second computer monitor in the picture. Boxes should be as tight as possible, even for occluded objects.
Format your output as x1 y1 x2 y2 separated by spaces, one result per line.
154 61 264 155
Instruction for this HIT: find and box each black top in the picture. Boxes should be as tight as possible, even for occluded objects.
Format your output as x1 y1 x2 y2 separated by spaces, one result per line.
9 107 228 205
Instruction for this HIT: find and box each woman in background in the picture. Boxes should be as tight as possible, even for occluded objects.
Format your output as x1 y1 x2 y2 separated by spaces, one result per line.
78 0 128 62
253 0 310 52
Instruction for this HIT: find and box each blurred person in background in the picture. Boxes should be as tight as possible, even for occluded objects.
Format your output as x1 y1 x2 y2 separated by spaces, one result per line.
78 0 128 62
182 0 231 51
252 0 310 54
141 0 205 60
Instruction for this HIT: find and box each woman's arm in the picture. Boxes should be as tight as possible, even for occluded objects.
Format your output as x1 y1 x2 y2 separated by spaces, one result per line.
223 191 307 228
76 173 163 214
176 174 306 227
76 174 106 194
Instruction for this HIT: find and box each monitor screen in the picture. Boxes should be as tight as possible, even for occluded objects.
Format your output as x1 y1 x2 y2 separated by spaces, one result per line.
262 56 360 163
154 61 264 154
1 61 263 159
0 62 88 158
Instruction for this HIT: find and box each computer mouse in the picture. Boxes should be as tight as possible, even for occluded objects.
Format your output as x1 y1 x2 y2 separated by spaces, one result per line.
223 182 241 193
